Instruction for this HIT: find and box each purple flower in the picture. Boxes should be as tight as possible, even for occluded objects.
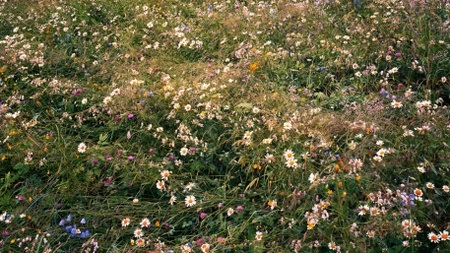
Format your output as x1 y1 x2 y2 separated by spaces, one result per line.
199 212 207 220
236 205 244 213
72 89 83 95
127 113 134 119
2 230 10 237
128 155 134 161
103 177 113 186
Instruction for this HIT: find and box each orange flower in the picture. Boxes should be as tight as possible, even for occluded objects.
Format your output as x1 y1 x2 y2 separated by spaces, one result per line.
249 62 260 72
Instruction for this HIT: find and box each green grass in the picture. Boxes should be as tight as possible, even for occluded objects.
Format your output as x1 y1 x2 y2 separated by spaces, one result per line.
1 0 450 252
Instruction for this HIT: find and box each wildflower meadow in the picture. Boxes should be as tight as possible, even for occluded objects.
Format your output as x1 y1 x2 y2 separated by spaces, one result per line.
1 0 450 252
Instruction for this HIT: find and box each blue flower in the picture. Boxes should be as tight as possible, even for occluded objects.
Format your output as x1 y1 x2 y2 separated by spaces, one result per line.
70 228 77 236
80 218 86 224
80 230 90 238
379 89 389 97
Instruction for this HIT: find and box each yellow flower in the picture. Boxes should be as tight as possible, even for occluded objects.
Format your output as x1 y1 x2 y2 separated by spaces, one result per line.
253 163 262 170
268 199 277 210
155 220 160 227
307 219 316 230
249 62 259 72
327 189 333 195
334 164 340 172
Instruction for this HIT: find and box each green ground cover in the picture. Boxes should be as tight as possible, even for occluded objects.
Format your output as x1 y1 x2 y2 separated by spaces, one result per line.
1 0 450 252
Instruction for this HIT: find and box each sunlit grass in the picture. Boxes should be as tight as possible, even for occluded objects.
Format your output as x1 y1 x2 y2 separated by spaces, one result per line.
1 0 450 252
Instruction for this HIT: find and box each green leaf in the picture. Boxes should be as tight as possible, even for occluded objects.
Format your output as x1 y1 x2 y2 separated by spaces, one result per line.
98 133 109 145
235 102 253 109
